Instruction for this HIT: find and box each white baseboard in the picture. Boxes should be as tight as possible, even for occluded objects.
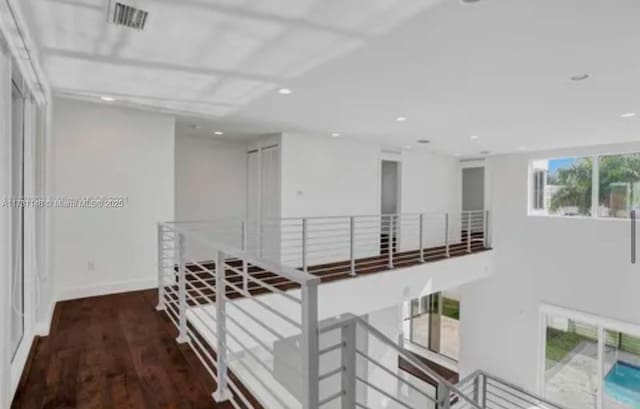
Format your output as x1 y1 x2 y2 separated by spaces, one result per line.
34 302 55 336
56 277 157 302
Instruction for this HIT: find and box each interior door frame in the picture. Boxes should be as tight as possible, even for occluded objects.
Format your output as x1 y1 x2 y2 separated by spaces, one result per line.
9 72 36 400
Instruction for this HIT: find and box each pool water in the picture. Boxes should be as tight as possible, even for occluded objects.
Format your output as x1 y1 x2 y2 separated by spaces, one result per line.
605 361 640 408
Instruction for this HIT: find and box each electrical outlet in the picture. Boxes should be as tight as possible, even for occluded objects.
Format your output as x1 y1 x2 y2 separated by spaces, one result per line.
88 261 95 272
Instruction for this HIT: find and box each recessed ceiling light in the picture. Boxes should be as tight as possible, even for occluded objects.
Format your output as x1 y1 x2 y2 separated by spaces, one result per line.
278 88 292 95
570 73 590 81
620 112 636 118
403 145 413 150
331 132 341 137
470 135 479 141
214 131 223 135
518 146 526 151
100 96 115 102
396 116 407 122
417 139 430 144
454 153 461 157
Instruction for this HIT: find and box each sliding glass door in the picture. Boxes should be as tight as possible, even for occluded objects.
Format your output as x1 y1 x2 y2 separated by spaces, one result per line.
603 330 640 409
543 308 640 409
403 291 461 361
10 77 25 361
544 315 599 409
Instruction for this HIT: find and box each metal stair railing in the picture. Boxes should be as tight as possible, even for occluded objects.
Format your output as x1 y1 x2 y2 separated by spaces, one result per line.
456 371 567 409
317 314 482 409
154 210 498 409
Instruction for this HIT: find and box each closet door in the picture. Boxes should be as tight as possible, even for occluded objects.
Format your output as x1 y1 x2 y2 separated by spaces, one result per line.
260 145 280 261
246 150 259 253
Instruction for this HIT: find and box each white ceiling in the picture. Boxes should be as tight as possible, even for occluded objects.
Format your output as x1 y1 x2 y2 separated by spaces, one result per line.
19 0 640 156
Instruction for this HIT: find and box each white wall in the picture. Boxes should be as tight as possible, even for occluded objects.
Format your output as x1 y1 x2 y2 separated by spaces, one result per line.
280 133 461 218
175 134 247 222
400 150 461 216
277 133 462 266
52 97 175 300
459 142 640 394
280 133 381 218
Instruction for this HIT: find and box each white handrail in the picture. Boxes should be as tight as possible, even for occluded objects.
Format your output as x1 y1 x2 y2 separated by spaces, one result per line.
156 210 493 409
160 221 319 284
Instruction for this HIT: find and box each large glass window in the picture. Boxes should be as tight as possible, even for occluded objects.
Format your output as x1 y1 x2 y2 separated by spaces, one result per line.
530 153 640 219
403 292 460 361
532 157 593 216
543 309 640 409
598 153 640 218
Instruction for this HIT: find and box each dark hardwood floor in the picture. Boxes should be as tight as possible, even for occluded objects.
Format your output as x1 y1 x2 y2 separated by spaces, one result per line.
11 290 232 409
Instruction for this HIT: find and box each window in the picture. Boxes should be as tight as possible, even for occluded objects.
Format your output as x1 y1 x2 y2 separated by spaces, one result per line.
532 169 546 210
598 153 640 218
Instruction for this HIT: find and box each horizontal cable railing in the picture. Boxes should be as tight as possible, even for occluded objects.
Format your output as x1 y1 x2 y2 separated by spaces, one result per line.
250 210 488 282
156 210 495 409
455 371 566 409
317 314 483 409
157 222 320 409
165 211 490 291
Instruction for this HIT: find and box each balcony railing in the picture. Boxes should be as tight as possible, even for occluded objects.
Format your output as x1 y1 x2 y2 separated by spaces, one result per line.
152 210 556 409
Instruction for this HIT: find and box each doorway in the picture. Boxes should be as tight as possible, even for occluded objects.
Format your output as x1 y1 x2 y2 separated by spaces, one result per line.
381 160 401 254
462 167 485 211
246 144 281 258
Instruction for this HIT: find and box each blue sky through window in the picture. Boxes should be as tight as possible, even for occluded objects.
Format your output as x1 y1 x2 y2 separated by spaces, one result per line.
548 158 577 175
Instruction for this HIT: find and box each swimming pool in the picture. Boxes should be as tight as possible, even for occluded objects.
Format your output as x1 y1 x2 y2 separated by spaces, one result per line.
605 361 640 408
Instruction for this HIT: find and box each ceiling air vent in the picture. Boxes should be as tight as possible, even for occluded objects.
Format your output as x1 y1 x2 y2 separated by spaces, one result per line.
109 1 149 30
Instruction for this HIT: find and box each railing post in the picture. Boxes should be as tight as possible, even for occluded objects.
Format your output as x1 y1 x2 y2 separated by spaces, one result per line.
445 213 450 258
484 210 490 249
241 221 249 295
156 223 165 311
466 211 472 253
176 233 189 344
419 213 425 263
437 383 451 409
349 216 356 276
481 373 487 408
301 279 320 409
473 374 481 404
213 249 232 402
302 218 308 273
388 215 394 268
341 318 357 409
258 219 263 257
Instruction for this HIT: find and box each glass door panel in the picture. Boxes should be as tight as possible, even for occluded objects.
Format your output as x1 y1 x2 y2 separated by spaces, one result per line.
544 315 599 409
410 297 430 348
10 80 25 361
603 330 640 409
438 292 460 361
